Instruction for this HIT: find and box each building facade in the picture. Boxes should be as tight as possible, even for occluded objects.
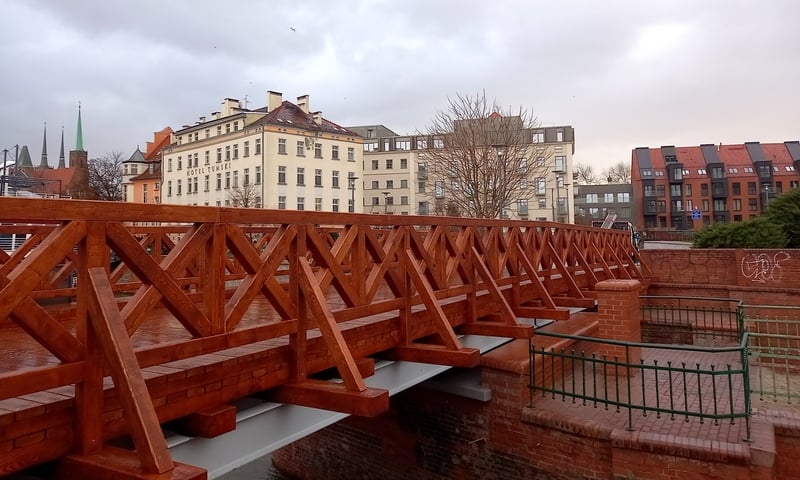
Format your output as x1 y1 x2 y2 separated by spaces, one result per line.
632 142 800 230
352 124 576 221
161 92 364 212
573 183 634 226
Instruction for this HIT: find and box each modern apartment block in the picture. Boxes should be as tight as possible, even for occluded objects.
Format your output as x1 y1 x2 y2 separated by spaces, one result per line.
352 123 576 220
632 141 800 230
161 92 364 212
573 183 634 226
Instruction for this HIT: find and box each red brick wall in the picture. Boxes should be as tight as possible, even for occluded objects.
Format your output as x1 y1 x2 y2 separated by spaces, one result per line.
641 249 800 290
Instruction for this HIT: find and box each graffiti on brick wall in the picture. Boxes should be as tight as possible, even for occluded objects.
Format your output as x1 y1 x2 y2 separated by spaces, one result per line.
643 251 732 284
740 252 790 283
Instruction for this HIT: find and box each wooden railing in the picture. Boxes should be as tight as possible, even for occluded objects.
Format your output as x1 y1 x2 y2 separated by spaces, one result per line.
0 197 648 477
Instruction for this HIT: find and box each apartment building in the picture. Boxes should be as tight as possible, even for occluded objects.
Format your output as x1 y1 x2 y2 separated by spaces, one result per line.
632 141 800 230
352 123 576 221
161 92 363 212
573 183 634 226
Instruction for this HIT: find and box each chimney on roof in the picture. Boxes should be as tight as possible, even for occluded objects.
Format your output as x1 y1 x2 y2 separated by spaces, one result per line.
267 90 283 113
717 143 721 152
297 95 309 114
212 112 221 120
221 98 241 116
199 116 206 123
312 111 322 125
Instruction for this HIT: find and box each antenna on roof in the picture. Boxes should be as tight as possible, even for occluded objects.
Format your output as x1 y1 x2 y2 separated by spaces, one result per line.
243 94 250 109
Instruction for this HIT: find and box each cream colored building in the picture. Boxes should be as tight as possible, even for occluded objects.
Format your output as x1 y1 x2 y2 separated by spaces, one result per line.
351 124 576 221
162 92 363 212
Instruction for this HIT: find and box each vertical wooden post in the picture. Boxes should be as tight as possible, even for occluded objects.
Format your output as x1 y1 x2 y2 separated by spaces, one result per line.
289 224 307 383
74 221 107 455
205 222 226 334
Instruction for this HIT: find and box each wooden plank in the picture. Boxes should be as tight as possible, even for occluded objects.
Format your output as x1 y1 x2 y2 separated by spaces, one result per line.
108 222 213 337
169 404 237 438
545 240 585 299
403 249 461 350
87 267 174 474
391 344 480 368
298 257 365 392
0 362 84 401
268 380 389 417
552 296 597 309
459 322 534 339
470 247 517 325
512 243 559 311
305 225 361 307
513 306 571 321
205 223 227 334
56 446 206 480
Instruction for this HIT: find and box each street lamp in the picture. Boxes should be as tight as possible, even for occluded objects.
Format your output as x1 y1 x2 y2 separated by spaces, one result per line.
348 173 359 213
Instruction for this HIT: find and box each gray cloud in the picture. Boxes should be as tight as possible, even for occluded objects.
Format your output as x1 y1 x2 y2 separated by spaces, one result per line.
1 0 797 171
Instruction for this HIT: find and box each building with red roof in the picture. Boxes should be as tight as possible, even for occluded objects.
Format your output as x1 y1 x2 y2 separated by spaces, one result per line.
632 141 800 231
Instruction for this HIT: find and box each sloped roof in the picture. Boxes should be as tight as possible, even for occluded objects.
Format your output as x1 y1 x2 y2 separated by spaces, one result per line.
250 101 359 136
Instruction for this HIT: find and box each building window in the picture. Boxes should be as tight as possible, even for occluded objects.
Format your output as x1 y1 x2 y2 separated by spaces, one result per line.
347 147 355 161
701 184 709 196
167 158 173 172
372 159 379 170
278 138 287 154
419 182 426 193
244 168 250 186
233 170 239 188
226 123 231 134
314 143 322 158
372 197 380 206
233 144 238 159
244 141 250 157
315 169 323 187
732 182 741 195
167 180 172 197
386 159 393 170
216 148 222 162
401 179 408 189
255 139 261 154
386 180 394 189
177 179 182 195
255 166 261 184
332 198 339 212
748 198 758 211
332 171 339 188
554 156 566 172
556 130 564 142
204 175 210 192
619 192 630 202
225 172 231 189
733 199 742 211
315 197 323 211
278 196 286 209
533 131 544 143
332 145 339 160
684 184 692 196
536 177 546 196
177 157 182 170
205 151 210 165
297 197 305 210
278 166 286 185
517 199 529 216
435 181 444 199
297 141 305 156
747 182 757 195
297 167 305 186
225 146 231 160
586 193 599 203
372 180 379 189
538 198 547 208
216 173 222 190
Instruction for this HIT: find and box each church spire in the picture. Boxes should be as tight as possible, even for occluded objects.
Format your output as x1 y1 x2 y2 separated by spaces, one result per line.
39 122 48 168
75 103 84 152
58 125 66 168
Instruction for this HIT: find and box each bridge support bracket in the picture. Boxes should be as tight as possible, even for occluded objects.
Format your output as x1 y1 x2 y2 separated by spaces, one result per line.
459 320 534 339
514 306 571 321
55 446 207 480
268 379 389 417
390 344 481 368
169 404 237 439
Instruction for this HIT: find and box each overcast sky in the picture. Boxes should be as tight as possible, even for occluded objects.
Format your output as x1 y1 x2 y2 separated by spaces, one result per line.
1 0 797 172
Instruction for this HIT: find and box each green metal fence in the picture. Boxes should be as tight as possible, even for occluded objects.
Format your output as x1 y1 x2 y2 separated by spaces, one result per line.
745 305 800 406
530 331 751 439
640 296 744 345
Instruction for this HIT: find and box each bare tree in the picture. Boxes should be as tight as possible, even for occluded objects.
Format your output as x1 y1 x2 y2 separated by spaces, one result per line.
574 162 600 185
422 92 549 219
88 151 124 201
227 182 260 208
604 161 631 183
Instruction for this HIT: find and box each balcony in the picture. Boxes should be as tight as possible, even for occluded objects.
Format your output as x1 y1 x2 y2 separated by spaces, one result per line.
711 180 728 199
417 169 428 180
